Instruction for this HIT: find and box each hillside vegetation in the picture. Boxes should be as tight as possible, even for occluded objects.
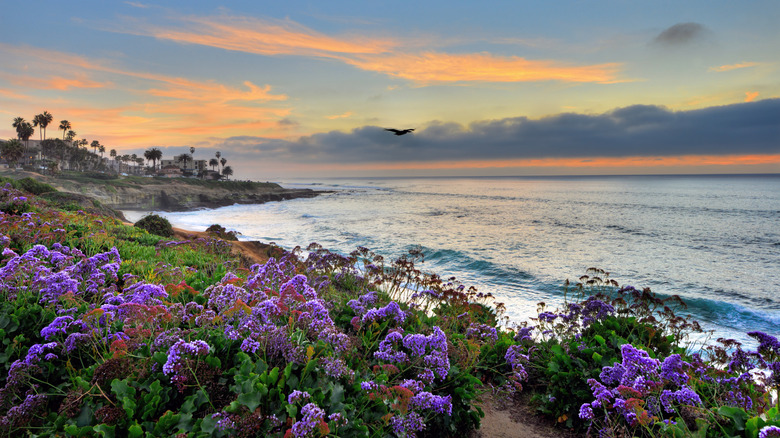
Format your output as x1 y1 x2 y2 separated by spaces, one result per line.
0 177 778 437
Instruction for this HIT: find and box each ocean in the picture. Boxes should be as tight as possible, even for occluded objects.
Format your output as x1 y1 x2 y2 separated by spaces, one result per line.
124 174 780 346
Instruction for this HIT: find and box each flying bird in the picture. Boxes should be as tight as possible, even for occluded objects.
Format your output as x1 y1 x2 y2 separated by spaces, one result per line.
384 128 415 136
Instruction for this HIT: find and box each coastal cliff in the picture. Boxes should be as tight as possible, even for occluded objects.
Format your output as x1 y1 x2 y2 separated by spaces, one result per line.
0 169 324 212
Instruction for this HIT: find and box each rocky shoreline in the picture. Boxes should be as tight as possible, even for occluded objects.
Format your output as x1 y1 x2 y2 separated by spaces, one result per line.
0 168 327 212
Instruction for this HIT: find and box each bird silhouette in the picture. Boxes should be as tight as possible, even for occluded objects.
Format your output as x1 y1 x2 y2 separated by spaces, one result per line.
384 128 415 136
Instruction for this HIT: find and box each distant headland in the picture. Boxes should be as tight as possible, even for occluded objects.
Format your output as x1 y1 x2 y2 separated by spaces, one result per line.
0 168 326 212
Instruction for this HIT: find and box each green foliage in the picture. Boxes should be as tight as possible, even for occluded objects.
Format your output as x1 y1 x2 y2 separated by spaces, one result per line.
16 177 56 195
134 214 174 237
206 223 240 241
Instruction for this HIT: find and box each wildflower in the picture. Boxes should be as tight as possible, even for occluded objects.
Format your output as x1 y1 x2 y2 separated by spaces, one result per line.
162 339 210 384
288 390 311 404
760 426 780 438
362 301 406 325
290 403 326 437
579 403 594 419
465 323 498 343
40 315 74 340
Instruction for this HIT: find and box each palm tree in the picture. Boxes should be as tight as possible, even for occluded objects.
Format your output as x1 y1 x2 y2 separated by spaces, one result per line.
90 140 100 155
222 165 233 180
65 130 76 142
12 117 26 139
209 158 218 171
215 151 221 170
79 139 88 149
110 149 117 169
33 114 45 141
19 122 34 148
144 147 162 170
98 144 105 159
59 120 71 140
220 157 227 174
33 111 54 141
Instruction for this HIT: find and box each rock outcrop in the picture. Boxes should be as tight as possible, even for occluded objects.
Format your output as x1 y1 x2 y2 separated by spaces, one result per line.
0 169 325 212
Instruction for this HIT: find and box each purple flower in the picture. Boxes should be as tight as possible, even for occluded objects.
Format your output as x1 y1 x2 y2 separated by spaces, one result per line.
40 315 74 340
288 390 311 404
361 380 378 391
760 426 780 438
290 403 325 437
240 338 261 354
362 301 406 325
579 403 594 419
410 391 453 415
328 412 347 426
660 354 690 386
748 331 780 355
162 339 210 383
389 411 425 437
465 323 498 343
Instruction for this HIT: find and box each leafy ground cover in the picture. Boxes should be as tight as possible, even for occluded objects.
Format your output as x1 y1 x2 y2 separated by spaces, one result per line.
0 180 778 437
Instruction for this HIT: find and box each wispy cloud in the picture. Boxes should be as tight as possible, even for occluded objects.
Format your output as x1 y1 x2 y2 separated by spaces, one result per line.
131 15 396 57
0 72 110 90
709 62 761 72
745 91 759 102
345 52 623 84
0 43 291 146
326 111 353 119
114 14 625 85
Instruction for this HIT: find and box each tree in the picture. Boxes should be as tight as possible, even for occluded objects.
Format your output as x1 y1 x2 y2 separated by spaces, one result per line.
176 153 191 173
221 165 233 180
12 117 26 139
33 111 53 141
90 140 100 155
98 144 105 158
19 122 34 148
59 120 71 140
65 130 77 142
220 157 227 174
209 158 218 171
1 139 25 167
144 147 162 170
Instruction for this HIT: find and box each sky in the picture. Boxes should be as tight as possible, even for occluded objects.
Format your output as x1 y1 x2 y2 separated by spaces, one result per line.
1 1 779 179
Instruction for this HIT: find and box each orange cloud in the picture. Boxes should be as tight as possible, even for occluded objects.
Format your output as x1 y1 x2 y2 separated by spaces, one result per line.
118 16 624 84
147 80 286 103
745 91 759 102
709 62 760 72
0 73 109 90
326 111 353 119
0 43 292 147
315 154 780 171
137 15 396 57
345 52 623 84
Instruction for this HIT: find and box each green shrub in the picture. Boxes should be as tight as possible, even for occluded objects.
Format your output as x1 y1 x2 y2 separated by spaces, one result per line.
205 223 240 241
134 214 174 237
16 177 56 195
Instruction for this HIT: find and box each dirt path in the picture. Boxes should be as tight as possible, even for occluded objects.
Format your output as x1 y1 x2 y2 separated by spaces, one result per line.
473 392 580 438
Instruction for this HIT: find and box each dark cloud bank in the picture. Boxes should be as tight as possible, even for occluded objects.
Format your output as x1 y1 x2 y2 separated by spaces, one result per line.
219 99 780 164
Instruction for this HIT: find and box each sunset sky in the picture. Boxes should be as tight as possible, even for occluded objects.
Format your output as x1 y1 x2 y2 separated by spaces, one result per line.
1 1 778 178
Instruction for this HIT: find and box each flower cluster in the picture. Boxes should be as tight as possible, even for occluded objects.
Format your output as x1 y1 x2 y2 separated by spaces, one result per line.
374 326 450 384
162 339 210 385
465 322 498 343
580 344 703 432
